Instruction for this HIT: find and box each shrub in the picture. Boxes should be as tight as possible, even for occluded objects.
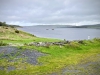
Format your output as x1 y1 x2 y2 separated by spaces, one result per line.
15 30 19 33
0 22 7 26
5 27 8 29
65 42 82 50
78 40 84 44
24 43 28 46
0 41 8 46
93 38 100 42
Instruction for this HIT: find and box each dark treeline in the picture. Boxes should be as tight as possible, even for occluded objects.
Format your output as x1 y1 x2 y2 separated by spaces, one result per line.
0 21 21 28
0 22 7 26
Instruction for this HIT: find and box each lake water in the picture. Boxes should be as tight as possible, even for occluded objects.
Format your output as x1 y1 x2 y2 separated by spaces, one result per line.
18 26 100 40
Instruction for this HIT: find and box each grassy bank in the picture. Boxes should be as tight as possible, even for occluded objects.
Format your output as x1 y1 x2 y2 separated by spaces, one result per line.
0 26 60 44
0 26 100 75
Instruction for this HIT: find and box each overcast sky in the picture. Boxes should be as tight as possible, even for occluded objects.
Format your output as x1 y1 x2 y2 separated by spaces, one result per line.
0 0 100 26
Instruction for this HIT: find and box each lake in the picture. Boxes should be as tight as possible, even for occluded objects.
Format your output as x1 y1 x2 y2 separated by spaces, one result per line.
18 26 100 40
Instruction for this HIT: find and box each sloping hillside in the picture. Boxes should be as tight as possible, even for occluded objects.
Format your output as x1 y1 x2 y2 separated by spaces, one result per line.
0 26 35 40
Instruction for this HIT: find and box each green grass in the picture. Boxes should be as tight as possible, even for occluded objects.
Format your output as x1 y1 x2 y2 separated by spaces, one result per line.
0 26 60 45
0 41 8 46
0 26 100 75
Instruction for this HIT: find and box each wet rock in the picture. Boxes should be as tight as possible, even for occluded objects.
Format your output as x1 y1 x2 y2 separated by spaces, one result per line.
28 41 71 47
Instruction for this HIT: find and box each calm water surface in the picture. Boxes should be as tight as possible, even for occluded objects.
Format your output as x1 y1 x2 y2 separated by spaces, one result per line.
18 26 100 40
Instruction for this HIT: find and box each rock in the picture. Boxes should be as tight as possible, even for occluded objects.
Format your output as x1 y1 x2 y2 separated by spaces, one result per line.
28 41 72 47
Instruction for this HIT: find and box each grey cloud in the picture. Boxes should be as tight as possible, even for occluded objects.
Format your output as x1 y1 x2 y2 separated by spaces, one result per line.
0 0 100 25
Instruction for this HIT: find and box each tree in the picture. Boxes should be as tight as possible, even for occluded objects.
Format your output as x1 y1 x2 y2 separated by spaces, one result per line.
0 21 7 26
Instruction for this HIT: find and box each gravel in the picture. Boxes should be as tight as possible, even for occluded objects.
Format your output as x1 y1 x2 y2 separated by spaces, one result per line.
0 46 45 71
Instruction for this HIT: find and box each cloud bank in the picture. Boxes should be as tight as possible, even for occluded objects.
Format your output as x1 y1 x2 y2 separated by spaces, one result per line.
0 0 100 26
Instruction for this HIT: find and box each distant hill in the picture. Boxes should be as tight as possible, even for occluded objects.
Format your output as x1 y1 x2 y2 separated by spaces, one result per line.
34 24 100 29
34 25 73 28
67 24 100 29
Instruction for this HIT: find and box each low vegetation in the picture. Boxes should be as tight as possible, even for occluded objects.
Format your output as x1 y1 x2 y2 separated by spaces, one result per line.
0 21 21 28
0 25 100 75
0 41 8 46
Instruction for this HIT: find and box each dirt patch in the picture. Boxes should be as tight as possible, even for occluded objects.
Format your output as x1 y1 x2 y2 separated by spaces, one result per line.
50 54 100 75
0 46 45 71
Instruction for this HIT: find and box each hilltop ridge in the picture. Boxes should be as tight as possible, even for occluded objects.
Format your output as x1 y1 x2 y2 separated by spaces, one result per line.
33 24 100 29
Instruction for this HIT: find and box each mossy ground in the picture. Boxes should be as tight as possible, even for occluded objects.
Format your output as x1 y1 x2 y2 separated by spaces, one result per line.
0 26 100 75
